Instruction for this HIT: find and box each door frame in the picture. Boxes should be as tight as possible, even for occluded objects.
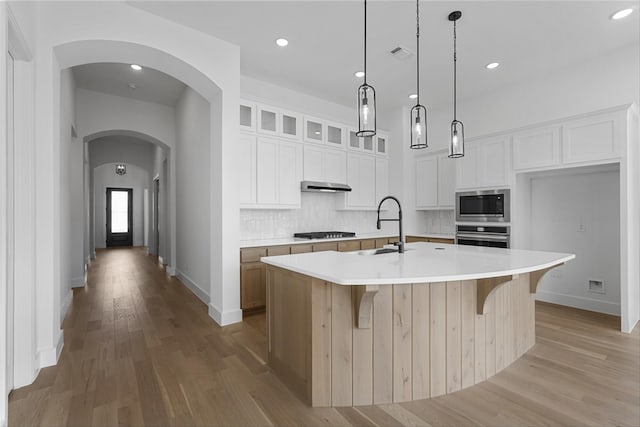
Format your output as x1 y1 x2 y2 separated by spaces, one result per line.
105 187 133 247
153 177 159 256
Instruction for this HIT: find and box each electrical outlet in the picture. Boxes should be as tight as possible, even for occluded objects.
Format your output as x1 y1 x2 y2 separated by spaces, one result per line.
588 279 605 294
577 223 586 232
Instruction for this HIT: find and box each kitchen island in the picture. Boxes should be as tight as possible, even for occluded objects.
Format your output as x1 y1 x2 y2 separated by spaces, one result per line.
261 242 575 407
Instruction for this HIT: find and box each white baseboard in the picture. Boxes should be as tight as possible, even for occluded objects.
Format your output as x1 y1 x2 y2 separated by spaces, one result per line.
91 251 96 259
85 255 91 265
536 290 621 316
175 270 210 304
60 290 73 324
38 330 64 369
166 265 176 276
208 304 243 326
71 273 86 288
158 256 164 266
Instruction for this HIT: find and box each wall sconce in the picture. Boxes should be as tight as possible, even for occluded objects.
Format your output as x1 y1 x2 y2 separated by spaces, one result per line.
115 164 126 175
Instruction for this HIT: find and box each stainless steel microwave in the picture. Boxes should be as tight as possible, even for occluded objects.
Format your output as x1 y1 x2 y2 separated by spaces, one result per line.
456 189 510 223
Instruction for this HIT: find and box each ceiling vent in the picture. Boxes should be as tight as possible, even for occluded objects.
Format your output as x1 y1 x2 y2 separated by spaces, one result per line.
390 45 414 61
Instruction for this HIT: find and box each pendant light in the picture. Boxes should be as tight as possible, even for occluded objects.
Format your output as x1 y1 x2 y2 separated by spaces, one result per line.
410 0 427 149
448 10 465 158
357 0 376 137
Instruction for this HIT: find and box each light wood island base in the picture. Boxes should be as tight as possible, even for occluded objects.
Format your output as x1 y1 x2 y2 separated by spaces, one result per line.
266 266 542 407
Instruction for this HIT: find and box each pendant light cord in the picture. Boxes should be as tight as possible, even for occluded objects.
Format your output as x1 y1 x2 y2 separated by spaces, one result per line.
453 19 457 121
364 0 367 84
416 0 420 105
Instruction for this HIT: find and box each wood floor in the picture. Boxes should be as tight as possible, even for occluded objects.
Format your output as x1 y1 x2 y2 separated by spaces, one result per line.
9 247 640 427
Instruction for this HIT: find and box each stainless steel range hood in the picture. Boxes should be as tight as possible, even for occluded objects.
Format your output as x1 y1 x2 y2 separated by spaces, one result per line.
301 181 352 193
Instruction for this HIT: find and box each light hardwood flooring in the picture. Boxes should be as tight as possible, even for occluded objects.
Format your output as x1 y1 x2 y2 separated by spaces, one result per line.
9 247 640 427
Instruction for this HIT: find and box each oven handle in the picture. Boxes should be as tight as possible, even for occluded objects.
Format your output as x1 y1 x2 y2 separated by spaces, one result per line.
455 233 509 241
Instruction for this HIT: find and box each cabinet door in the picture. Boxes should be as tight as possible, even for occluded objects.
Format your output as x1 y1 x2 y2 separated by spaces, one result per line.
513 126 561 170
280 109 301 140
480 137 510 187
455 144 478 189
326 122 346 148
257 105 279 136
375 157 389 203
348 128 361 151
239 133 257 206
437 154 455 208
348 154 376 208
240 100 256 132
303 145 324 181
416 156 438 208
278 140 302 207
562 112 622 164
375 133 388 156
240 262 266 309
304 116 324 143
256 137 279 204
324 149 347 183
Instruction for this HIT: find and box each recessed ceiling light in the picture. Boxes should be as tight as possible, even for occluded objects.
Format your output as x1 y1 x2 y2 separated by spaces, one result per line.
611 8 634 20
485 62 500 70
130 64 142 71
354 71 365 78
276 38 289 47
408 93 418 99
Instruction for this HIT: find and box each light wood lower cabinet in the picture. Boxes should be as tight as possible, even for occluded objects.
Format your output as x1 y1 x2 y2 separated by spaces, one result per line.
406 236 455 245
240 262 266 310
338 241 360 252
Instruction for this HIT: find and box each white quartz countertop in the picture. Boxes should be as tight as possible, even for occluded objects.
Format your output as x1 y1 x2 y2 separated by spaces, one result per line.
240 232 454 248
260 242 575 285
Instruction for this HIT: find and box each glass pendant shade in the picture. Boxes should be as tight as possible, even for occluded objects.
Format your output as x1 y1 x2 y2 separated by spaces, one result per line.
357 83 376 137
449 120 464 158
410 104 428 149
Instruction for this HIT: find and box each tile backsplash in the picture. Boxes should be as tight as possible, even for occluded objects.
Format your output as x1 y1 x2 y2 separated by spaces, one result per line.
240 193 396 240
418 210 455 235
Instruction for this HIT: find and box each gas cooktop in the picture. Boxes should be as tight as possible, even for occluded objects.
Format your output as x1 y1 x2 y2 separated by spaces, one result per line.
294 231 356 240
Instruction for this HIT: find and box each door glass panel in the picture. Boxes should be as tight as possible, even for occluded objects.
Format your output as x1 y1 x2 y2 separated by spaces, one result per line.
282 114 297 136
363 135 373 151
260 110 277 132
307 120 322 141
349 130 360 149
111 191 129 232
327 125 342 145
377 137 386 153
240 105 252 127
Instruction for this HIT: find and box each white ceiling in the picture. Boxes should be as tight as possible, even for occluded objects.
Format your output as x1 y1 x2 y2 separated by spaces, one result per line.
72 62 186 106
130 1 639 114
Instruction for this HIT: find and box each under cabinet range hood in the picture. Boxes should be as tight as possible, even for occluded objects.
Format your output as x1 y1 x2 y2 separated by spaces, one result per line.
301 181 352 193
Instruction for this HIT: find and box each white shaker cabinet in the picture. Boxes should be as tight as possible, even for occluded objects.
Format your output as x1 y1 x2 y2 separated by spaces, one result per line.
513 125 561 170
415 156 438 208
375 158 389 202
303 146 346 184
437 153 455 207
346 152 376 208
455 137 510 189
239 133 257 206
256 137 302 208
562 111 622 164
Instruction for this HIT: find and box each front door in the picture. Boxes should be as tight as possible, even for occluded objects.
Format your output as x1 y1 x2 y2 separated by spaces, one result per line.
106 188 133 247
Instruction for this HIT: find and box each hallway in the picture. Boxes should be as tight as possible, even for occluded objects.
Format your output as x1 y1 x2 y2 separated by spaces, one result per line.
8 248 640 427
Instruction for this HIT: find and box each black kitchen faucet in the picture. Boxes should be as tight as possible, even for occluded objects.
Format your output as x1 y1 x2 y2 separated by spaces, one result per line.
376 196 405 253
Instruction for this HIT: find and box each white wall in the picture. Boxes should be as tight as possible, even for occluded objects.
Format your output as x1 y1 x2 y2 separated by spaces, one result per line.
529 167 621 315
93 163 149 248
175 87 211 302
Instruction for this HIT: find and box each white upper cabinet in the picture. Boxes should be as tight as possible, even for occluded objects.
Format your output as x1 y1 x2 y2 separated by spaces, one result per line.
303 146 346 184
326 122 346 149
375 133 389 156
304 116 325 144
345 152 376 209
415 156 438 209
456 137 510 189
239 100 256 132
257 105 279 136
348 128 361 151
239 133 257 206
362 134 375 154
254 136 302 209
513 125 561 170
562 111 622 164
437 153 455 208
280 109 302 140
375 158 389 202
